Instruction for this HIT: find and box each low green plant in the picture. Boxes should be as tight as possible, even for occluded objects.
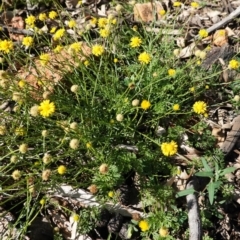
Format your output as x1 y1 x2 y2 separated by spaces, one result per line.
0 0 239 239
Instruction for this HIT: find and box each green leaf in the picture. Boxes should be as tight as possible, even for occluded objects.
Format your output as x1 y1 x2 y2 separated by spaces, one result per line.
176 188 195 198
219 167 236 176
201 158 212 172
127 225 133 238
213 180 222 190
207 182 215 205
195 171 214 177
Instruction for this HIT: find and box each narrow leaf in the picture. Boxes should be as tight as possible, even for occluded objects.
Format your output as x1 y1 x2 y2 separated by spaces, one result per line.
208 182 215 205
213 181 221 190
127 226 133 238
195 171 214 177
201 158 212 172
176 188 195 198
219 167 236 176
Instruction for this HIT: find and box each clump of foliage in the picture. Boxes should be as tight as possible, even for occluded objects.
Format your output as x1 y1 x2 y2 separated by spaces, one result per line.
0 0 239 239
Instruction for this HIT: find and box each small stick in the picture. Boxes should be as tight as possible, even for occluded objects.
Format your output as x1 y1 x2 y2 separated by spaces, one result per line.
206 6 240 34
186 177 202 240
0 24 35 36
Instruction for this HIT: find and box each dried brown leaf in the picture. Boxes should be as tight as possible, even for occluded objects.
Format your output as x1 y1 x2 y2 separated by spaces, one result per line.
178 42 196 58
16 42 91 99
213 29 228 46
133 2 164 23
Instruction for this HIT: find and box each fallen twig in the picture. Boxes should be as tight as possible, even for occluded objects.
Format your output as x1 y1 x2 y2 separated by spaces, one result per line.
186 177 202 240
0 24 35 36
206 6 240 34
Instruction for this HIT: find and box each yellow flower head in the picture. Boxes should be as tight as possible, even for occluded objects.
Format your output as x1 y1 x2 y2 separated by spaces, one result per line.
53 28 65 41
86 142 92 149
114 58 118 63
42 153 52 164
39 199 46 205
92 44 104 56
29 105 39 117
58 165 67 175
39 13 47 21
168 69 176 76
191 2 199 8
173 1 182 7
49 11 58 19
159 9 166 16
71 84 79 93
108 191 114 198
189 87 195 92
22 36 34 47
25 15 36 26
138 52 151 64
159 227 169 237
38 100 55 117
132 25 138 31
130 36 142 48
69 42 82 53
90 17 97 26
0 125 6 135
161 141 178 156
39 53 50 66
50 27 57 33
69 139 80 150
139 220 150 232
141 100 151 110
99 28 110 38
228 59 239 69
68 19 76 28
42 130 48 137
199 51 206 59
0 40 13 53
116 113 124 121
72 214 80 222
98 18 108 28
198 29 208 38
111 18 117 24
12 170 21 180
193 101 207 114
18 80 26 88
19 143 28 154
173 104 180 111
53 45 63 53
84 60 89 66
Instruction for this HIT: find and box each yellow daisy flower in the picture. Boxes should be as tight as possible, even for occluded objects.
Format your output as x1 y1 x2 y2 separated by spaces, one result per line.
139 220 150 232
141 100 151 110
58 165 66 175
198 29 208 38
161 141 178 156
0 40 13 53
38 100 55 117
22 36 34 47
173 104 180 111
92 44 104 56
193 101 207 114
130 36 142 48
138 52 151 64
228 59 239 69
49 11 58 20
